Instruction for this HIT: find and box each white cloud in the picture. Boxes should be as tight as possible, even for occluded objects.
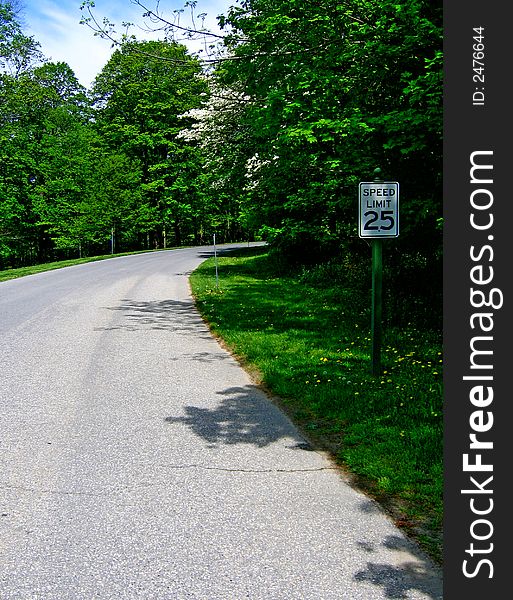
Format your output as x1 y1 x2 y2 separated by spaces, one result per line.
23 0 118 88
22 0 231 89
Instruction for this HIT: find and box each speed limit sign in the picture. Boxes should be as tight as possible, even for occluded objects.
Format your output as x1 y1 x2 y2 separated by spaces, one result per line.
358 181 399 238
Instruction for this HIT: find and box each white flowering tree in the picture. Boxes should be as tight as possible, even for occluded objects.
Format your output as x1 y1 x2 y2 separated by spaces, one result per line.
178 80 256 241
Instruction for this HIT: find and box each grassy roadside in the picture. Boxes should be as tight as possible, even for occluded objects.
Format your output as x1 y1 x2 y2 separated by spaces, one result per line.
190 246 443 565
0 249 176 283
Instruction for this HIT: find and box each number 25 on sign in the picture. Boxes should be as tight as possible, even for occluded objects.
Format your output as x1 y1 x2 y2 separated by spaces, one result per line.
358 182 399 238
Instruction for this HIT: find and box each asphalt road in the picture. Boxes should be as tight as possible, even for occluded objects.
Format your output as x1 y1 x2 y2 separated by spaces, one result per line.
0 245 443 599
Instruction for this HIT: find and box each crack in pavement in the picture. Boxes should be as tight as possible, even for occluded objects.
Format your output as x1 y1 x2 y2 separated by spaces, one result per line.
0 465 338 497
160 463 339 473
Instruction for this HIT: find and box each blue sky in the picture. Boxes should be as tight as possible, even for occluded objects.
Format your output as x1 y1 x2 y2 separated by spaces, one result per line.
20 0 232 88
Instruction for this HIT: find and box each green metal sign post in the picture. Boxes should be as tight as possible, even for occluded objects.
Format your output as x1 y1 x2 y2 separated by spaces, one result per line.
358 169 399 376
371 238 383 376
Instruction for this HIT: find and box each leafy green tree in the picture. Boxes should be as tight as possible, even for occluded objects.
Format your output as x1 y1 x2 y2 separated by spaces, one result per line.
81 150 143 252
91 39 210 247
27 62 93 253
1 0 43 76
0 1 47 266
0 56 103 265
0 72 42 266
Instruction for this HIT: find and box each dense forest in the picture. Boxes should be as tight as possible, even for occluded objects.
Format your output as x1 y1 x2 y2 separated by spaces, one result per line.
1 0 442 312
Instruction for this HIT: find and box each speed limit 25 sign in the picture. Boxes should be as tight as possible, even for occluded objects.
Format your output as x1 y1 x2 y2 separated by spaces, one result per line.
358 181 399 238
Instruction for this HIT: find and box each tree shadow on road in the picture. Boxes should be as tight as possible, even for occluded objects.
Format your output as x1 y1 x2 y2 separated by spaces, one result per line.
165 385 306 449
164 386 443 599
354 533 443 600
96 298 211 338
167 351 232 363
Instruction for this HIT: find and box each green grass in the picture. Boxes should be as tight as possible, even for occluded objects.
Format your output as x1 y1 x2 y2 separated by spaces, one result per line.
190 246 443 565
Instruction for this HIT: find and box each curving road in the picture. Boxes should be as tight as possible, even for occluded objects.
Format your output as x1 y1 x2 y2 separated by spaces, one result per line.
0 245 443 599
